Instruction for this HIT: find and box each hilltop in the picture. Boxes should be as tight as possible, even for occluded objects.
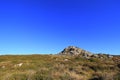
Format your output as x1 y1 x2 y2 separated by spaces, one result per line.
59 46 113 59
59 46 92 56
0 46 120 80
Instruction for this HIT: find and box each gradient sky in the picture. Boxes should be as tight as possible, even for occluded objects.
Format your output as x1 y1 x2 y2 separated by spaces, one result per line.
0 0 120 55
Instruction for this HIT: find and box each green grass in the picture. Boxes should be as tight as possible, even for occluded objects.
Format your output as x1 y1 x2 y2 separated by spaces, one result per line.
0 55 119 80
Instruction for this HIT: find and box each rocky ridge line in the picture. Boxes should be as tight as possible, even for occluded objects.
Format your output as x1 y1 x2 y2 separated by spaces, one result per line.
59 46 113 59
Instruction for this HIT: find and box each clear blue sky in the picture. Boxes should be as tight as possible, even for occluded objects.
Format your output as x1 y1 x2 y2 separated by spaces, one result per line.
0 0 120 55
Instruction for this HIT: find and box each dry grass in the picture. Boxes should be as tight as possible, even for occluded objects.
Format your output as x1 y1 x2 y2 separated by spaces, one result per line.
0 55 119 80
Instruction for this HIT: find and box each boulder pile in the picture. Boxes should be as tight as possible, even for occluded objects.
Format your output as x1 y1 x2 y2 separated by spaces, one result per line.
59 46 113 59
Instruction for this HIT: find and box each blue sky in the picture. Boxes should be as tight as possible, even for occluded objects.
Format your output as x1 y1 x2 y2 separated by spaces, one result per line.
0 0 120 55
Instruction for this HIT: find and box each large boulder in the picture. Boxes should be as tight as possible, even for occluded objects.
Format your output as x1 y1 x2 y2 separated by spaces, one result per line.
59 46 93 57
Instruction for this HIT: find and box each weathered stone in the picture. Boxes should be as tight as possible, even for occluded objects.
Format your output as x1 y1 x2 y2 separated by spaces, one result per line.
59 46 92 57
58 46 112 59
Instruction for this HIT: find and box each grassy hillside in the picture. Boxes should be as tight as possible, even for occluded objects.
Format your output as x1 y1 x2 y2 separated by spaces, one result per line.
0 55 120 80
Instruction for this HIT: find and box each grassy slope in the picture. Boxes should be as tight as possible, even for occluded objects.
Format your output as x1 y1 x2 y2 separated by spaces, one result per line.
0 55 120 80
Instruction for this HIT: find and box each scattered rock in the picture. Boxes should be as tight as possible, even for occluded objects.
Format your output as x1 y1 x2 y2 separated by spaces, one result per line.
64 59 69 61
14 63 23 67
2 66 5 69
108 55 113 58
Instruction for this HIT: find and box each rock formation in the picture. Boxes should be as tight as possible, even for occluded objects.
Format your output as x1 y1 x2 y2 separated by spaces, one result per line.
59 46 92 57
59 46 113 59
